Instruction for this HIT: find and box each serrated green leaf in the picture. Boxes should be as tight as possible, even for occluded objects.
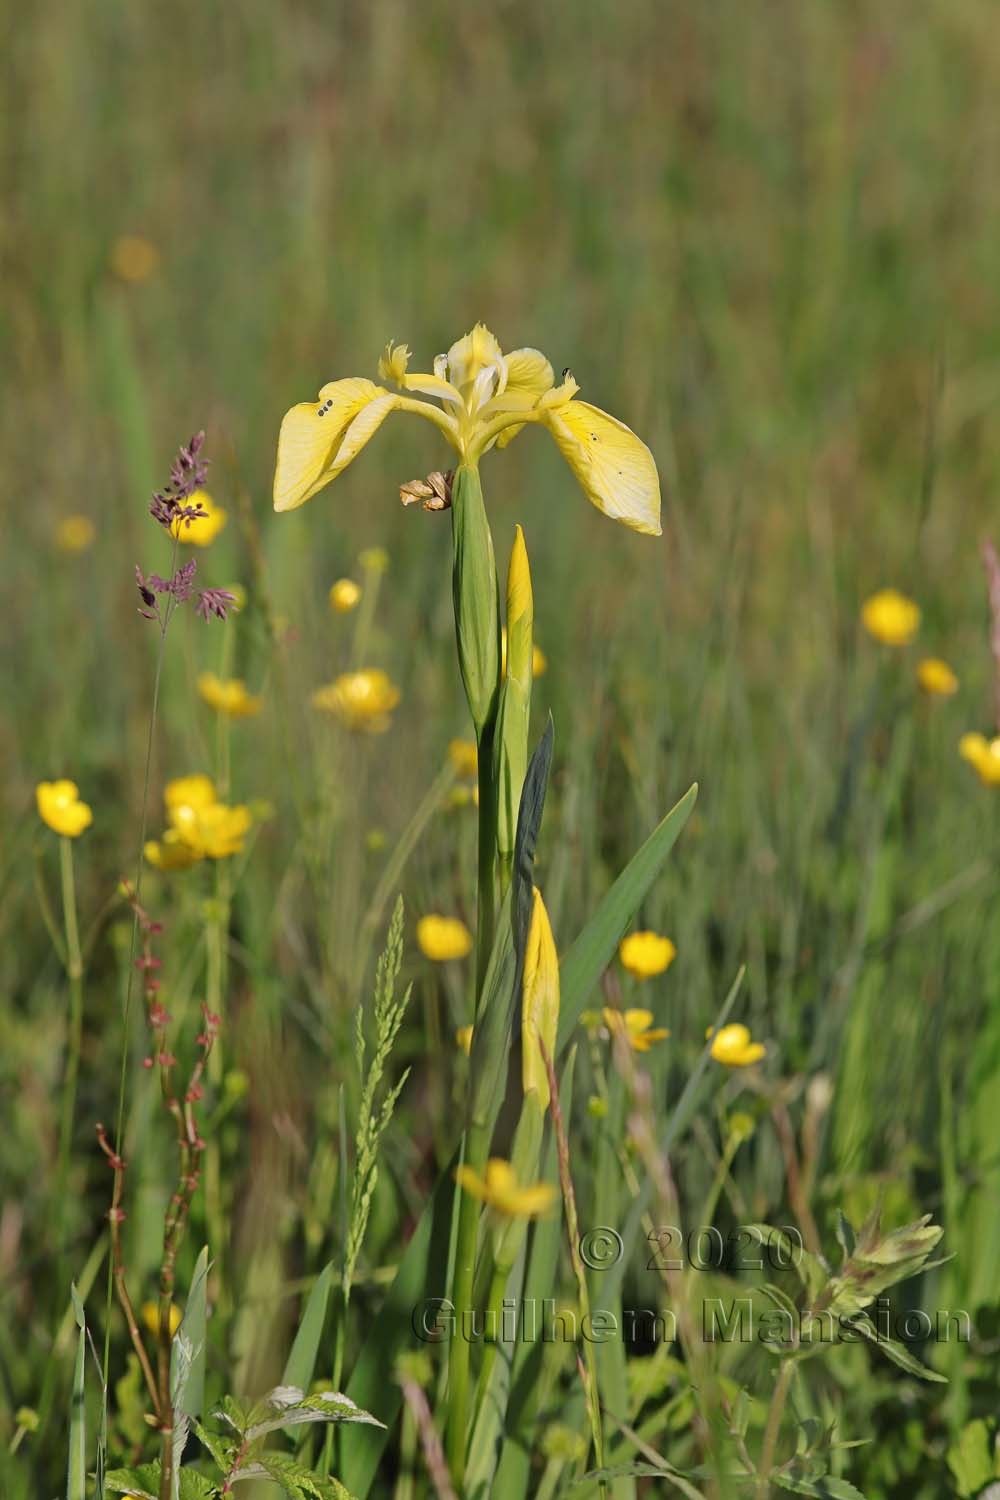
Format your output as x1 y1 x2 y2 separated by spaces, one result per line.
773 1474 869 1498
105 1465 160 1499
853 1314 947 1382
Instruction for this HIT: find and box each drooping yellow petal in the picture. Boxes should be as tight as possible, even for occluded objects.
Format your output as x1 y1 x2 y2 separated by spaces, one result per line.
273 378 395 512
540 400 661 536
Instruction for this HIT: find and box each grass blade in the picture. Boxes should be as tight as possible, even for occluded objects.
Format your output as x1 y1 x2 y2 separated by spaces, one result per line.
556 785 697 1050
68 1285 87 1500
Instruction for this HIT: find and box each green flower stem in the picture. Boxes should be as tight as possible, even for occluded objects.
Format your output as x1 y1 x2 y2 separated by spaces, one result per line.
55 835 84 1276
755 1357 795 1498
446 461 502 1483
474 1255 511 1416
445 1118 490 1481
475 724 498 995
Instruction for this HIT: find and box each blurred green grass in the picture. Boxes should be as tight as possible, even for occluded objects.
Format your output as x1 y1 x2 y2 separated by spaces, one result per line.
6 0 1000 1492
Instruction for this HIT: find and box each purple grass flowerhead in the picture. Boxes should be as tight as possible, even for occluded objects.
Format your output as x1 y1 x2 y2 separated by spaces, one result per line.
196 587 238 623
149 431 211 531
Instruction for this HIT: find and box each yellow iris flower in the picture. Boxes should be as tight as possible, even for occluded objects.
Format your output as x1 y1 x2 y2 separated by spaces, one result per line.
273 324 660 536
602 1007 670 1052
36 780 93 838
455 1157 555 1218
706 1023 766 1067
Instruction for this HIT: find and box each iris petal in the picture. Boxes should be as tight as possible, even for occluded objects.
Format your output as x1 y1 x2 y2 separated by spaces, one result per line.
541 400 661 536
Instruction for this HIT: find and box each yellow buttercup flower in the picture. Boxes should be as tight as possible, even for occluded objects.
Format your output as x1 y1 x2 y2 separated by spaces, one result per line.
168 799 252 860
55 515 96 553
959 732 1000 786
417 915 473 962
861 589 921 647
447 739 479 779
197 671 263 719
144 838 201 872
329 578 362 613
36 781 93 838
456 1025 474 1056
146 775 253 866
455 1158 555 1218
172 491 227 546
602 1007 670 1053
619 931 676 980
311 669 400 733
273 324 661 535
916 658 959 697
110 234 159 283
707 1023 766 1068
140 1301 182 1339
164 774 217 811
501 628 547 679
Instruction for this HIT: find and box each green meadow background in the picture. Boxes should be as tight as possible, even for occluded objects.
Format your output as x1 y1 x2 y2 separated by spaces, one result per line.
6 1 1000 1494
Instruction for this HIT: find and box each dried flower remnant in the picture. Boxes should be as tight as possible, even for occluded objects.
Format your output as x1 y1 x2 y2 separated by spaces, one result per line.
400 469 454 511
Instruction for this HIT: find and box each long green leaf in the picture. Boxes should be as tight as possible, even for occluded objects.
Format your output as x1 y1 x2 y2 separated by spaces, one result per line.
492 1051 577 1500
284 1260 335 1393
339 1162 456 1495
556 784 697 1050
68 1285 87 1500
343 783 694 1498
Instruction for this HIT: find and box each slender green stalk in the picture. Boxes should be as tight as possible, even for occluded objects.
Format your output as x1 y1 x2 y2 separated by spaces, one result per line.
445 1118 490 1479
755 1358 795 1498
474 724 498 995
54 836 84 1275
539 1039 605 1491
473 1256 512 1415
